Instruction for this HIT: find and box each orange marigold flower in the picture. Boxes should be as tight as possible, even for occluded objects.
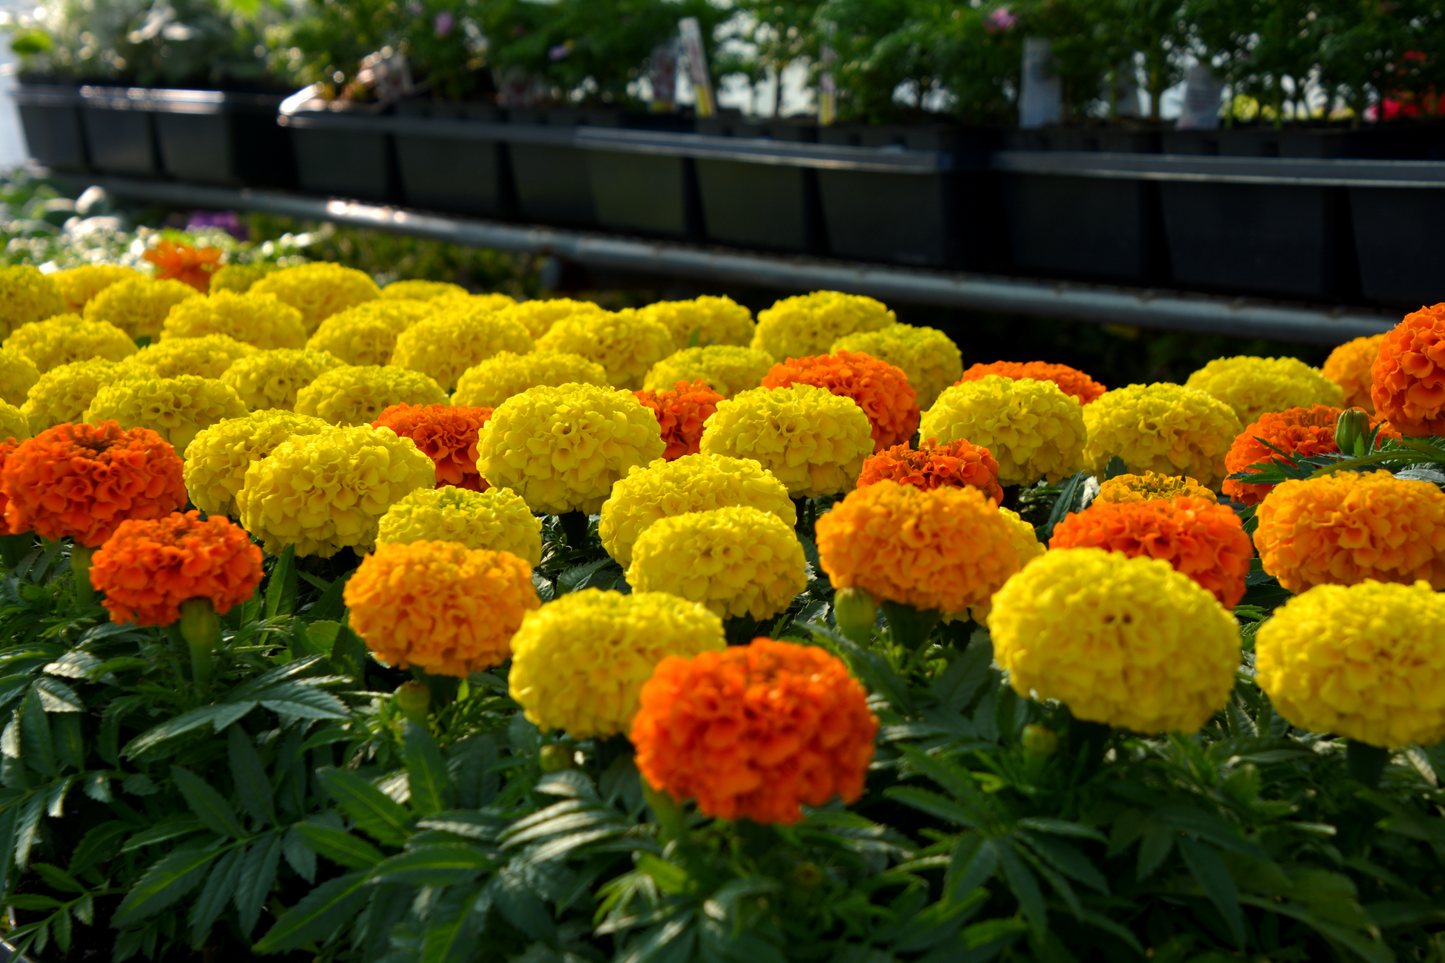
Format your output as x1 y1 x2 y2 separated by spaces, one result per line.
1 421 186 546
1051 496 1253 608
89 510 263 626
762 350 919 450
815 479 1023 614
1322 334 1385 415
343 540 539 677
1094 472 1217 505
956 360 1106 405
1222 405 1398 506
631 638 877 826
372 403 492 491
632 379 724 460
1254 470 1445 593
144 240 224 293
0 438 21 529
856 436 1003 504
1372 304 1445 435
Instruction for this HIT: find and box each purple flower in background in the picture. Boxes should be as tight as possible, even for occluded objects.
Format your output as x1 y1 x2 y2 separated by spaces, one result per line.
548 40 574 62
985 7 1017 33
433 12 454 38
186 210 246 241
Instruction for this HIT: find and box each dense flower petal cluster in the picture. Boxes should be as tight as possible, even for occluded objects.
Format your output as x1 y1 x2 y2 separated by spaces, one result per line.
51 264 137 313
294 364 447 426
752 291 895 360
817 480 1024 613
857 437 1003 503
208 263 276 295
1094 471 1217 505
640 295 755 350
536 308 675 390
1254 470 1445 592
1222 405 1397 505
143 240 222 292
509 589 726 739
235 424 435 557
0 403 29 445
959 504 1046 627
1322 334 1386 415
600 453 796 567
452 351 610 409
390 308 534 392
763 351 920 451
380 279 469 301
1255 581 1445 748
435 292 517 314
1371 304 1445 435
248 262 381 334
345 540 538 676
700 384 874 497
1052 496 1252 608
1 421 186 546
182 410 331 517
90 511 263 625
956 360 1106 405
84 375 247 453
160 290 308 349
632 379 723 460
124 334 256 380
0 348 40 407
0 266 67 341
831 323 962 409
0 439 21 526
627 506 807 620
479 383 665 515
83 276 200 340
632 638 877 825
643 345 775 398
21 359 141 432
496 298 607 340
921 376 1085 486
1082 384 1242 489
306 300 435 367
377 486 542 566
6 315 136 373
990 548 1241 733
372 403 492 490
1185 355 1343 425
220 348 341 411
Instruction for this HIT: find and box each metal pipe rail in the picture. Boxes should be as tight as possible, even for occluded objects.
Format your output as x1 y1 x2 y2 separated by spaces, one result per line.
66 173 1398 345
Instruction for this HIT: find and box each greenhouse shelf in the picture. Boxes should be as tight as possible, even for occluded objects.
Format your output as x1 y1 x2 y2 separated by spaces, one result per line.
55 171 1398 345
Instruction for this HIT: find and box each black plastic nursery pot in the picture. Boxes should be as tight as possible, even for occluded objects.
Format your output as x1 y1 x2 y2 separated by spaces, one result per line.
390 101 513 217
10 84 88 171
575 114 704 240
691 117 820 253
279 95 396 203
504 108 621 228
77 87 160 176
1350 184 1445 308
148 90 295 187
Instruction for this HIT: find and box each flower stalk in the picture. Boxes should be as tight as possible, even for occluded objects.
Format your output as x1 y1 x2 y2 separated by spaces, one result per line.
178 597 220 687
70 543 95 606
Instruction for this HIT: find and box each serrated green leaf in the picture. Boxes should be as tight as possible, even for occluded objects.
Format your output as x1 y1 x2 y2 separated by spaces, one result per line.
1018 831 1109 894
996 839 1047 940
188 845 243 945
264 544 297 619
316 768 413 846
402 721 451 817
292 823 386 869
282 824 317 883
227 725 276 826
112 847 219 927
171 766 246 839
945 831 998 904
1178 837 1245 949
234 832 284 935
884 786 983 829
122 815 204 852
255 682 349 720
20 689 56 778
13 791 44 868
368 843 493 886
123 706 229 758
69 821 128 875
252 870 371 953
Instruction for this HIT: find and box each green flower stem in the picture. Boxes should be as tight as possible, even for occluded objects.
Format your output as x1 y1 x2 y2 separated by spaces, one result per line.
394 680 432 726
179 597 221 687
880 600 940 652
640 775 687 844
558 511 589 548
410 667 460 709
1347 740 1389 789
1311 441 1445 478
70 543 95 607
0 533 32 569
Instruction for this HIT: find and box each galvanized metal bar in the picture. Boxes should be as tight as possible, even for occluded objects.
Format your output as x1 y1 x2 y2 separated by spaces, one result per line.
991 149 1445 189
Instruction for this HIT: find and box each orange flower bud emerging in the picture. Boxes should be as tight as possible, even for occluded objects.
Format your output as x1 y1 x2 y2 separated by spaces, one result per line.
632 379 724 460
372 402 493 490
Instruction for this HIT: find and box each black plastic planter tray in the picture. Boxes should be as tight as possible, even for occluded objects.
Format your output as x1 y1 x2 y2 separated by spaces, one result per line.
145 89 295 187
389 102 513 217
278 93 396 203
689 118 819 253
76 87 160 176
504 108 621 228
10 85 88 171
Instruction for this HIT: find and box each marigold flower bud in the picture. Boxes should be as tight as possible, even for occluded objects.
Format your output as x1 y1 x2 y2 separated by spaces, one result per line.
833 587 878 642
394 680 432 725
1334 407 1372 457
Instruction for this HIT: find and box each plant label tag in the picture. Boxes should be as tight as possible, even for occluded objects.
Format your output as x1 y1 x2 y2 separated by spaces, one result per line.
1019 37 1062 129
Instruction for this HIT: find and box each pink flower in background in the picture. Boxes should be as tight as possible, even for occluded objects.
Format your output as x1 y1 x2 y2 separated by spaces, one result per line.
985 7 1017 33
549 40 574 62
433 12 454 38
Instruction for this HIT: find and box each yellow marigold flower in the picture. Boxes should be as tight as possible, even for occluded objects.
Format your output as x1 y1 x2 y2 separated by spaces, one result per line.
0 266 67 340
643 345 775 397
434 292 518 314
1082 384 1242 489
249 262 380 334
990 548 1241 734
182 409 331 517
381 279 469 301
51 264 138 313
1185 355 1344 425
83 276 200 340
1253 470 1445 593
700 384 873 497
294 364 447 426
0 348 41 407
1255 580 1445 748
1321 334 1386 416
208 263 277 295
306 300 433 367
752 291 895 361
220 347 342 411
21 359 143 432
4 314 137 372
377 486 543 566
535 308 675 391
817 480 1023 614
1094 471 1218 505
831 323 963 408
599 453 796 567
452 350 609 409
920 376 1085 486
639 295 755 351
345 540 539 677
236 424 435 557
627 506 806 620
0 401 29 442
160 290 308 349
965 506 1044 626
508 589 726 738
391 308 534 393
124 334 256 380
478 383 665 515
84 375 247 453
496 298 607 339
